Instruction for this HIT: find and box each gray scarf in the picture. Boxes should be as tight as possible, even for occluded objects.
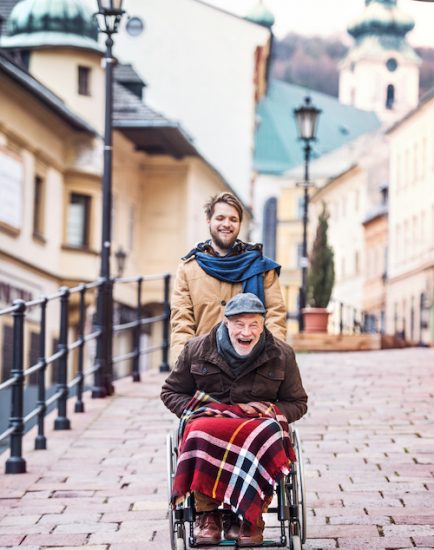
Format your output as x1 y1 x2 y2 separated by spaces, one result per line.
216 321 265 378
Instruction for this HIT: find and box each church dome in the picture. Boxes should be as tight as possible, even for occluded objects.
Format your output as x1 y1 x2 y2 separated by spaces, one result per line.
245 0 275 29
348 0 414 40
2 0 102 53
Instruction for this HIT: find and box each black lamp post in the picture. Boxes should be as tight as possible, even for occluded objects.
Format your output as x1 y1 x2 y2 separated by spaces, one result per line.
92 0 125 398
294 96 321 332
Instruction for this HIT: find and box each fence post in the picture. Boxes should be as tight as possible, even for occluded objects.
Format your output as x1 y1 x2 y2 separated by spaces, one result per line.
75 285 86 413
54 287 71 430
298 287 304 333
5 299 27 474
339 302 344 335
159 273 171 373
132 277 143 382
35 298 48 450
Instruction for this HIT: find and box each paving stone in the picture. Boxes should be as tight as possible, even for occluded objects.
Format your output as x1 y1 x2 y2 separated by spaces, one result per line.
0 350 433 548
0 536 24 547
336 537 413 549
21 533 88 546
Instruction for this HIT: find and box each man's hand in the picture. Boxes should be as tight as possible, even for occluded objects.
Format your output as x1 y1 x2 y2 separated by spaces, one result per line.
238 403 258 415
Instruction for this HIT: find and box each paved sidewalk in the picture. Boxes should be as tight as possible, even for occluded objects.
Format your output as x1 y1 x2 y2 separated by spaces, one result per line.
0 348 433 549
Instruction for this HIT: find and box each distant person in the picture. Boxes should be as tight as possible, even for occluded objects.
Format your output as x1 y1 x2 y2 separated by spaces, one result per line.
170 192 287 362
161 293 308 546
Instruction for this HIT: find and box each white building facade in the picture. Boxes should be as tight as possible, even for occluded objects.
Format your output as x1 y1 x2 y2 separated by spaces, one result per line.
386 94 434 343
114 0 271 203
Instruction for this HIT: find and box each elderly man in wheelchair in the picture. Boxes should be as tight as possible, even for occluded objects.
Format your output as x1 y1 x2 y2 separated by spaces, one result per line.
161 293 308 548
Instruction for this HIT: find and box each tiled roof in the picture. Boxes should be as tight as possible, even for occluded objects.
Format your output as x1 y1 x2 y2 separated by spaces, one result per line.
254 79 381 175
113 81 173 125
114 64 145 86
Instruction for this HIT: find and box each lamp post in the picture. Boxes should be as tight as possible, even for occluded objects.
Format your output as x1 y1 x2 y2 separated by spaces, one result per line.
92 0 125 398
294 96 321 332
115 246 127 278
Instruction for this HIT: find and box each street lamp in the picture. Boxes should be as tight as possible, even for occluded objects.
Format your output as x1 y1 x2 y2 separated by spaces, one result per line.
294 96 321 331
92 0 125 398
115 246 127 278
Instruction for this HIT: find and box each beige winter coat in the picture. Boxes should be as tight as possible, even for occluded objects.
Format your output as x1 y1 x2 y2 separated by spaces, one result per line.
170 256 287 362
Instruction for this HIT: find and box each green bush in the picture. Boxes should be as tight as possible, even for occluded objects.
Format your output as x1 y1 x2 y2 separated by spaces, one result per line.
307 203 335 308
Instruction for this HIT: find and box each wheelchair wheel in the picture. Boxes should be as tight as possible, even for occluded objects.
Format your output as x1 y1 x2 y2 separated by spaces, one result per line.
291 534 302 550
293 428 307 544
167 433 184 550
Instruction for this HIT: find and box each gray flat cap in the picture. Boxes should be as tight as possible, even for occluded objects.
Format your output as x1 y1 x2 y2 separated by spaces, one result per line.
224 293 266 317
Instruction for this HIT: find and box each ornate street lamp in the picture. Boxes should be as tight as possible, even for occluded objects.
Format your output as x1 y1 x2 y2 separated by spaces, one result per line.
92 0 125 398
294 96 321 331
115 246 127 278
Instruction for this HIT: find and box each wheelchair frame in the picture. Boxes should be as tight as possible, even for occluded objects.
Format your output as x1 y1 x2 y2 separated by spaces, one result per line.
166 425 306 549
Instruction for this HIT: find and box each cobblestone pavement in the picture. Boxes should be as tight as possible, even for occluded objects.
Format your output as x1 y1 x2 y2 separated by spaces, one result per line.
0 348 433 549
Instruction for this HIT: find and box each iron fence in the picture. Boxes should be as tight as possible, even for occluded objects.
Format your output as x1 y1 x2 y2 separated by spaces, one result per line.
0 273 171 474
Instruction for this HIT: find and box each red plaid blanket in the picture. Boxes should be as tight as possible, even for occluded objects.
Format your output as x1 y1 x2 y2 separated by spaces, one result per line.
172 391 295 524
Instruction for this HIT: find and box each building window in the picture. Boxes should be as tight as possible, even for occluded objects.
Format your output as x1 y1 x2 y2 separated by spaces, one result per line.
1 325 13 383
66 193 91 248
28 331 39 386
50 338 59 385
78 66 91 96
386 84 395 110
296 243 303 268
33 175 44 238
297 196 305 220
354 250 360 275
354 189 360 212
262 197 277 260
128 205 135 250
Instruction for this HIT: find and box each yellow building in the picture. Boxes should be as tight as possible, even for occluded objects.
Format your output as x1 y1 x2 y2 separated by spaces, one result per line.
362 190 388 332
0 0 253 383
0 48 98 384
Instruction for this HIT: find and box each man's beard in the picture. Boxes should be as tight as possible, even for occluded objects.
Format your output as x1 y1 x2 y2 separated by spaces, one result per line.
210 229 238 252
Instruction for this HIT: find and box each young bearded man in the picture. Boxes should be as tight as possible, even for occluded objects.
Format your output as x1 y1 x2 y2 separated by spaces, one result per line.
170 192 287 362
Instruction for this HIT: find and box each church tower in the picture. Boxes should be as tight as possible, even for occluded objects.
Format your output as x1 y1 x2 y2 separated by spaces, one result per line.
339 0 420 123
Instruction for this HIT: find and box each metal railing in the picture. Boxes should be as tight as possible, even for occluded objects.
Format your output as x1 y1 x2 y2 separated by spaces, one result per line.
0 273 171 474
328 299 381 335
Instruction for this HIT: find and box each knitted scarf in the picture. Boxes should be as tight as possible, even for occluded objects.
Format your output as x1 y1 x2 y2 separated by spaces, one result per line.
195 249 280 304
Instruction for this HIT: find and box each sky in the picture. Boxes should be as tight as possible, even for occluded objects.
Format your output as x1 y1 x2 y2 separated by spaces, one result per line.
204 0 434 48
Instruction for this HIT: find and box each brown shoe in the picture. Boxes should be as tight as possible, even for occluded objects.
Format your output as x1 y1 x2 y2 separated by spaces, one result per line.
195 510 222 545
237 517 265 547
222 511 241 540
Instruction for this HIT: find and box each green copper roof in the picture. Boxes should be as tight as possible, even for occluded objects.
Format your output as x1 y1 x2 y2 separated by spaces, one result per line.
254 79 380 175
245 0 275 28
1 0 102 53
348 0 414 40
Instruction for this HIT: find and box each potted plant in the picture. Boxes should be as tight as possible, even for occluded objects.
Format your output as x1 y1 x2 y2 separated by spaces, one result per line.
303 203 335 333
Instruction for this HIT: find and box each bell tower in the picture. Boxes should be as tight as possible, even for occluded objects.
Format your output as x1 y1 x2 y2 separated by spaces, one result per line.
339 0 420 123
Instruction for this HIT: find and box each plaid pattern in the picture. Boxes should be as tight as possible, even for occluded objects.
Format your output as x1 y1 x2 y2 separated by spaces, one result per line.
172 391 295 524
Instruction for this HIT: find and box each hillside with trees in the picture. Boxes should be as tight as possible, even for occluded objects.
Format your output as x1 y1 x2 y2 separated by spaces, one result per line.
271 33 434 99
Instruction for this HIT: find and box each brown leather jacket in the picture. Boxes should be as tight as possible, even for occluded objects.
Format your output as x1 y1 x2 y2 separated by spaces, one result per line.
170 256 287 363
161 325 308 424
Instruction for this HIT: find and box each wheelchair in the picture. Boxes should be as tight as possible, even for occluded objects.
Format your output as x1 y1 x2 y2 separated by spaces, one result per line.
166 424 306 549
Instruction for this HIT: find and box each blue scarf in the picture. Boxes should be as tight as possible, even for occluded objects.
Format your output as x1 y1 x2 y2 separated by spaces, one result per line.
195 249 280 304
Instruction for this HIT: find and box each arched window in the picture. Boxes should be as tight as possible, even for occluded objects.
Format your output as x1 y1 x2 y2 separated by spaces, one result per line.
386 84 395 110
262 197 277 260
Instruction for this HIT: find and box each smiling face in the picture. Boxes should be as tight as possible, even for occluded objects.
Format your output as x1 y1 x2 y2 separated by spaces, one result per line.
207 202 241 255
225 313 265 356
